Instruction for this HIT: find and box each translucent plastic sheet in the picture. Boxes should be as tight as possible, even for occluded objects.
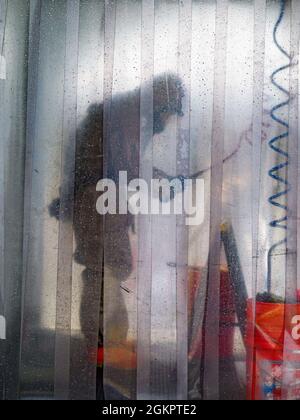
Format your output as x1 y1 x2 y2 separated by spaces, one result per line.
19 0 104 400
0 0 300 401
0 0 30 399
101 0 300 401
20 0 69 399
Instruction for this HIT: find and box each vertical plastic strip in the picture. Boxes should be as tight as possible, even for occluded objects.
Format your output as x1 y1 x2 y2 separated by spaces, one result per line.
103 0 116 181
176 0 192 401
20 0 70 399
150 0 178 399
252 2 266 273
136 0 154 400
54 0 80 400
202 0 228 401
69 0 105 401
296 1 300 311
19 0 42 398
0 0 7 319
284 0 299 302
0 0 6 54
282 0 300 400
21 0 41 317
249 0 266 398
0 0 7 401
103 0 116 399
1 1 30 400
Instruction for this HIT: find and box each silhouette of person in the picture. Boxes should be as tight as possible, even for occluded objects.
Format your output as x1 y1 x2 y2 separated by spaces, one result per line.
50 73 184 398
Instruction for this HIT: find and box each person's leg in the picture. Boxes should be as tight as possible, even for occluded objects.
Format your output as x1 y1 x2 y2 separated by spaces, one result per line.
80 266 130 399
81 266 129 347
80 268 103 348
80 268 104 399
103 266 129 346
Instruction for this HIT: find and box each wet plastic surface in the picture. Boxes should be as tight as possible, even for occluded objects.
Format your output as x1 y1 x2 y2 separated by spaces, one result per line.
0 0 300 401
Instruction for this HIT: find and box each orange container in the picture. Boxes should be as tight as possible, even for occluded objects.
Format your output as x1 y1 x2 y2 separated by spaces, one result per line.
247 300 300 400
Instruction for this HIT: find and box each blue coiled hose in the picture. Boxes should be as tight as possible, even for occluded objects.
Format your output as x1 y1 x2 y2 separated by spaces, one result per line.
266 0 292 293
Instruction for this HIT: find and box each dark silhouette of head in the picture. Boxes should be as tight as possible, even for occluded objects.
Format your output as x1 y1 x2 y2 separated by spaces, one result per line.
153 73 184 134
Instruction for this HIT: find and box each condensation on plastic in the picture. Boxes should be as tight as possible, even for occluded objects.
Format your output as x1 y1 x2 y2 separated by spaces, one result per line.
254 0 300 401
0 0 8 400
202 0 229 401
248 0 267 399
149 0 179 400
281 0 300 400
0 0 30 400
136 0 154 401
176 0 192 401
102 0 140 400
103 0 192 400
219 0 255 400
188 0 215 400
54 0 80 400
69 0 105 401
0 0 300 401
20 0 68 399
19 0 104 400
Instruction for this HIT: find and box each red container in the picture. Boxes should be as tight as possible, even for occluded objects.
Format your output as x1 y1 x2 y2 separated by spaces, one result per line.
247 300 300 400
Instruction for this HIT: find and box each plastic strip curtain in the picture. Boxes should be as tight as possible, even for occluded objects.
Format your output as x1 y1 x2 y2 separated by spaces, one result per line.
102 0 255 400
137 0 192 400
102 0 192 400
19 0 104 400
253 0 300 401
0 0 299 401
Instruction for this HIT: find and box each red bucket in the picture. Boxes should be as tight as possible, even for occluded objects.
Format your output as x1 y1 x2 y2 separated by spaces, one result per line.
246 299 300 400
